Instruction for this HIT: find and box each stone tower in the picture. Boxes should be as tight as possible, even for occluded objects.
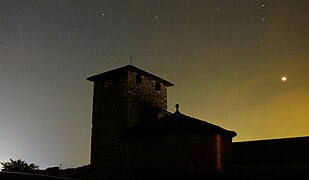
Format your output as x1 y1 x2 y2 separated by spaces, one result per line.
87 65 173 178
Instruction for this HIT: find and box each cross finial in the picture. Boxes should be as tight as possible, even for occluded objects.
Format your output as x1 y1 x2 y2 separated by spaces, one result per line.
130 56 134 65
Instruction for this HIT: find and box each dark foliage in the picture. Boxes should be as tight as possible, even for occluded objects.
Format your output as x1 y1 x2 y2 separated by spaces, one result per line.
1 158 39 173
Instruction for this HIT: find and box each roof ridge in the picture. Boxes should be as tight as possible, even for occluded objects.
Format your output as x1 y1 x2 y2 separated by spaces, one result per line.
87 65 174 86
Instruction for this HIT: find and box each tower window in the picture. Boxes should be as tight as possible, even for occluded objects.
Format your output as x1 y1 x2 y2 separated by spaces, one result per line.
136 74 142 84
155 82 161 91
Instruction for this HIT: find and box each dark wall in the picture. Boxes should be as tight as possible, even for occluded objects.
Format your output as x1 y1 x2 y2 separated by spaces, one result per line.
232 136 309 179
90 74 128 175
127 133 233 174
233 136 309 165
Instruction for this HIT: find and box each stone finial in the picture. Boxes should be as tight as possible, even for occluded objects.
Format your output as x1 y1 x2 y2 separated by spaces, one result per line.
175 104 180 112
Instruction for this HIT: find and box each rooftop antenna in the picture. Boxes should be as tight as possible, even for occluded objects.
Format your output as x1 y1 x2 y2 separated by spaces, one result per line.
130 56 134 65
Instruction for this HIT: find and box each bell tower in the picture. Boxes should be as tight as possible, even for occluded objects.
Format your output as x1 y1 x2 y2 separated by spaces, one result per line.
87 65 173 178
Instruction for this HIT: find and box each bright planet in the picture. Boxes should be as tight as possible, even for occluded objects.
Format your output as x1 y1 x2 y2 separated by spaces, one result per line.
281 77 287 81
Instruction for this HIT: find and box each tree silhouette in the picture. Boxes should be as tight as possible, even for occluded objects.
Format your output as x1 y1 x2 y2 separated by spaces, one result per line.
1 158 39 173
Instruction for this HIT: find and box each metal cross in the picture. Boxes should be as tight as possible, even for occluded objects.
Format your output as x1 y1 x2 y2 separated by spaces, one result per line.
130 56 134 65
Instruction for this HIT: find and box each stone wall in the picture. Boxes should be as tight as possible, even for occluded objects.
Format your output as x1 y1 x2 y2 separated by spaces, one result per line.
126 133 233 174
89 67 171 179
127 70 168 127
90 75 129 177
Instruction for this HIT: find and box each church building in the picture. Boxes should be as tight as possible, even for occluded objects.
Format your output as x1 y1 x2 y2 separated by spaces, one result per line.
86 65 237 179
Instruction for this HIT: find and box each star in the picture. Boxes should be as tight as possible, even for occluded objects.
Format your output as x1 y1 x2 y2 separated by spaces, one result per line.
259 4 265 10
59 3 65 9
257 38 263 43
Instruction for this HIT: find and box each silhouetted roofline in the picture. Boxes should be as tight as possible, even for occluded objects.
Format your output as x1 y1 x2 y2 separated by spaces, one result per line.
234 136 309 144
87 65 174 87
124 110 237 138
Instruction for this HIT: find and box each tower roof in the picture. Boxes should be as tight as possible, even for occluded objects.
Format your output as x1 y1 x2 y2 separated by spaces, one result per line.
87 65 174 86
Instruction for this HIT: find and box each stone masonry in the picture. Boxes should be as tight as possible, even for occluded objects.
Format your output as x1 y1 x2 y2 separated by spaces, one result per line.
87 65 173 179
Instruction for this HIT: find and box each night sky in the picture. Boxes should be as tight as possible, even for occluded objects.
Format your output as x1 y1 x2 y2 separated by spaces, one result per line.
1 0 308 169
